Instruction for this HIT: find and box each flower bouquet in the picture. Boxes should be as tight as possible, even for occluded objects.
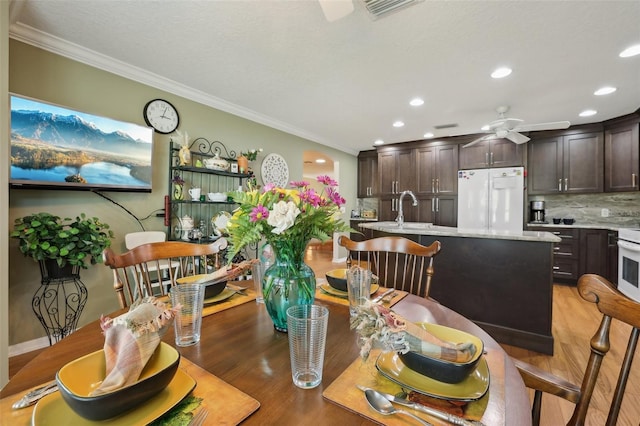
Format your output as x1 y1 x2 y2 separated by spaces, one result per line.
225 176 352 331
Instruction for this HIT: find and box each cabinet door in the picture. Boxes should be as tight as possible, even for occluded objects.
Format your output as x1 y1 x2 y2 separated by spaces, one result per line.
357 154 378 198
378 152 397 196
528 136 563 194
379 198 395 221
417 197 435 223
580 229 608 277
396 149 415 193
415 146 436 196
605 122 639 192
435 145 458 195
563 131 603 193
489 139 523 168
459 140 489 169
435 196 457 227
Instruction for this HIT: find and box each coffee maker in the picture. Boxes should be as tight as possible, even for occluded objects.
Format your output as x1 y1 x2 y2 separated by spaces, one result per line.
530 201 546 223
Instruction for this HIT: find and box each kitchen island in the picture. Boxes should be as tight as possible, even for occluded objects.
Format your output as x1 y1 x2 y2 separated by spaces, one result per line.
359 221 561 354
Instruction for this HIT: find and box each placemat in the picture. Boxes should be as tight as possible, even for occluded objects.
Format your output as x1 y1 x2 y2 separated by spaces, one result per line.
322 348 504 425
202 283 257 317
315 281 408 308
0 357 260 425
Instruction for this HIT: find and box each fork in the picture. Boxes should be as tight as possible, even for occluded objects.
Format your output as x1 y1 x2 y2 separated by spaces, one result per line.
189 407 209 426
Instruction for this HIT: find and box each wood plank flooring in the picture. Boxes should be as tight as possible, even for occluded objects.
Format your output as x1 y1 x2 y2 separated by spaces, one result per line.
9 246 640 425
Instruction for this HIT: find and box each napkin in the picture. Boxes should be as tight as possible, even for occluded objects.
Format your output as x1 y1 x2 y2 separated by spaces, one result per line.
90 297 178 396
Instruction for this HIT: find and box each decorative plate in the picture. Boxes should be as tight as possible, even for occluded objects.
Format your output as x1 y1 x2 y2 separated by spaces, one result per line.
211 211 232 236
376 352 490 401
32 368 196 425
203 288 237 305
261 153 289 187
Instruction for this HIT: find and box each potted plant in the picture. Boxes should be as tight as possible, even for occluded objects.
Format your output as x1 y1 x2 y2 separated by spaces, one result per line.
11 212 114 278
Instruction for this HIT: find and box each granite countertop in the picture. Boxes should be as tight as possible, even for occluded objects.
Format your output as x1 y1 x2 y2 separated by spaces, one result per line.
359 221 561 243
349 217 378 222
526 223 636 232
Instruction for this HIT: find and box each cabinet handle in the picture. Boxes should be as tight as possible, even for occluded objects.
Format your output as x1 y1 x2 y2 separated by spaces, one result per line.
396 180 400 193
490 152 494 165
485 153 489 166
436 178 439 193
554 246 560 251
553 266 560 270
431 198 435 212
436 198 440 212
564 178 568 191
633 173 637 188
558 179 562 191
432 179 435 194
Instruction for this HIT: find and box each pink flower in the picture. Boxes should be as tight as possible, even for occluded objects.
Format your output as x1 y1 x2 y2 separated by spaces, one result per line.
290 180 309 188
250 205 269 222
317 175 338 187
299 189 322 207
327 187 346 207
262 183 275 192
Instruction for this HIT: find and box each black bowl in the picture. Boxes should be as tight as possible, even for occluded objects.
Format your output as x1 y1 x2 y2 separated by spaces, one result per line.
563 218 575 225
325 268 348 292
397 323 484 384
552 218 562 224
176 274 226 299
56 342 180 421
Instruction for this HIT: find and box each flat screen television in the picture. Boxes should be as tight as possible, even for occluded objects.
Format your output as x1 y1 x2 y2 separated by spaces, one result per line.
10 94 154 192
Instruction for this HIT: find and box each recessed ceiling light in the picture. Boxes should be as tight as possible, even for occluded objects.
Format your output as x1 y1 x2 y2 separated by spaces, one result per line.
594 86 617 96
481 125 491 131
491 67 512 79
374 139 384 145
410 98 424 107
423 132 434 138
620 44 640 58
393 121 405 128
579 109 597 117
315 158 326 164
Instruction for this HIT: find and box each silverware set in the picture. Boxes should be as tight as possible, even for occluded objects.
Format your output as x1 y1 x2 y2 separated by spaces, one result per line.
12 381 58 410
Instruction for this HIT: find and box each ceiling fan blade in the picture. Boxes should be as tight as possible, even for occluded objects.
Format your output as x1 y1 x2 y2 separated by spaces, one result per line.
505 131 530 144
319 0 354 22
463 134 494 148
513 121 571 132
489 117 523 130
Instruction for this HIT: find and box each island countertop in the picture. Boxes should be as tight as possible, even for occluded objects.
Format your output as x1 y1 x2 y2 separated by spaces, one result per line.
359 221 561 243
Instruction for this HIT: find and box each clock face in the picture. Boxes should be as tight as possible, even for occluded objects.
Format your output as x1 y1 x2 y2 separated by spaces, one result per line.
143 99 179 134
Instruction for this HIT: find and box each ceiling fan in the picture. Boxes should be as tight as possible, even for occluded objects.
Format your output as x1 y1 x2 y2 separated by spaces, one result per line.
463 106 570 148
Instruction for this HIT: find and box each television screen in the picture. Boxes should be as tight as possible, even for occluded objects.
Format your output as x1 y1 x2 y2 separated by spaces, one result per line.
10 94 154 192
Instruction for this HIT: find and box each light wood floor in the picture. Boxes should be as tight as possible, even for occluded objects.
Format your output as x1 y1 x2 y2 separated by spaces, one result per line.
9 245 640 425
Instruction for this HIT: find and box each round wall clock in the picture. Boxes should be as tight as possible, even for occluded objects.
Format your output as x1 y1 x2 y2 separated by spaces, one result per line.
143 99 179 134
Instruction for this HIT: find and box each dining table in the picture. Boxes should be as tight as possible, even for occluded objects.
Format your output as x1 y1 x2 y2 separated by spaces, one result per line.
1 281 532 425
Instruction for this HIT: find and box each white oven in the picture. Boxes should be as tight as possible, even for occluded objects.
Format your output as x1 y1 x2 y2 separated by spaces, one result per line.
617 228 640 302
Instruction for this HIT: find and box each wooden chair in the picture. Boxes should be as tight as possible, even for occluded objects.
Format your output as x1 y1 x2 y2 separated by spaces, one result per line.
514 273 640 426
337 236 441 298
124 231 179 293
103 239 228 308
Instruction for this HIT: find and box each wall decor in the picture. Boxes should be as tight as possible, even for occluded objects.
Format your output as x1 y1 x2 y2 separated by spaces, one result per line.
261 153 289 187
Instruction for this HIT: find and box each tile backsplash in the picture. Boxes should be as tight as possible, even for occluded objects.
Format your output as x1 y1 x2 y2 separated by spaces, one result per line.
529 192 640 227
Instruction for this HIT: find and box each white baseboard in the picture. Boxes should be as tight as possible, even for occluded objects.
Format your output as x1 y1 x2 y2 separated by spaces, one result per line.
8 336 51 357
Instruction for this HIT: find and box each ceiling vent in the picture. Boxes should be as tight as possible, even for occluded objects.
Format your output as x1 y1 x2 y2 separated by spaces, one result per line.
362 0 424 19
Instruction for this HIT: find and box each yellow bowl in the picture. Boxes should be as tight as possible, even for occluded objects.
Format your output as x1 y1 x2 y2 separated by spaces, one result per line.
326 268 348 292
55 342 180 420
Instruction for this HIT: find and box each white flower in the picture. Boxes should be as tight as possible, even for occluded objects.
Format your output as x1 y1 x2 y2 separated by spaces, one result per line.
267 201 300 234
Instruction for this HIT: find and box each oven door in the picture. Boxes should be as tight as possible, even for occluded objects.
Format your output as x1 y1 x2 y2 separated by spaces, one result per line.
617 239 640 302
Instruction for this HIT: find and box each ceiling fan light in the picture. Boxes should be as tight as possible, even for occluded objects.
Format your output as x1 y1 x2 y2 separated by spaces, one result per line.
619 44 640 58
579 109 597 117
491 67 512 79
594 86 617 96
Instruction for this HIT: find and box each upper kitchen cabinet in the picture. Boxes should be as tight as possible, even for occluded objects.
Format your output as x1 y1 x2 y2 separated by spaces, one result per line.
378 147 415 197
604 114 640 192
528 127 603 195
459 138 523 170
357 150 378 198
415 143 459 196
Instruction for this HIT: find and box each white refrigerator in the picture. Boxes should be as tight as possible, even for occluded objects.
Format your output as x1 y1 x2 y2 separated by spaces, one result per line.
457 167 525 232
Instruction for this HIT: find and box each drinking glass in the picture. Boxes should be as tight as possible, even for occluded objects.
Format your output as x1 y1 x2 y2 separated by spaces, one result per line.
170 283 205 347
347 265 372 316
286 304 329 389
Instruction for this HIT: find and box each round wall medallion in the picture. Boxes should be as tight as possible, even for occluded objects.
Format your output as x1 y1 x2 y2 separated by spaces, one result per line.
261 153 289 187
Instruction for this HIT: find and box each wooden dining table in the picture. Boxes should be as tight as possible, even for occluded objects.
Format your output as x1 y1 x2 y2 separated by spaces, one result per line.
1 284 532 425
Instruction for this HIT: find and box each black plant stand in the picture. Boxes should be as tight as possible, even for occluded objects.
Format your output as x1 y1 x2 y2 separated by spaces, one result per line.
33 260 88 345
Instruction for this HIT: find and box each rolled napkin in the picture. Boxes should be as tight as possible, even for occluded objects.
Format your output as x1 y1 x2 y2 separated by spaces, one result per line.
350 301 476 362
90 297 178 396
192 260 257 284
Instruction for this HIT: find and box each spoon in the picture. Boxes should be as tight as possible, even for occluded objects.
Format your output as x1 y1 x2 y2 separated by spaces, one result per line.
365 389 433 426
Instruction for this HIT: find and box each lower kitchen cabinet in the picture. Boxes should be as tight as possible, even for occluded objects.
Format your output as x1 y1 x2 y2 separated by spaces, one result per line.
417 196 457 227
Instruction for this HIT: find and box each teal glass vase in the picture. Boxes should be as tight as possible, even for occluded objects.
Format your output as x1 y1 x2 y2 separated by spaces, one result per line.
262 240 316 332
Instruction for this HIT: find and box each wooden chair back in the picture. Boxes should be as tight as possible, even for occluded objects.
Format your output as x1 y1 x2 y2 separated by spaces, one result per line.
337 236 441 298
515 273 640 426
103 239 228 308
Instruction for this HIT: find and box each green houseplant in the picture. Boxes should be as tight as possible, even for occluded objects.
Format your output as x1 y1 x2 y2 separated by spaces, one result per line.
11 212 114 269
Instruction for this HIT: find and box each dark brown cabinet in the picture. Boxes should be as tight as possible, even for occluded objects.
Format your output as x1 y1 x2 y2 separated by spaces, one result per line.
357 151 378 198
416 196 457 227
378 147 414 220
459 138 523 170
604 118 640 192
415 143 458 196
580 229 609 278
528 129 603 195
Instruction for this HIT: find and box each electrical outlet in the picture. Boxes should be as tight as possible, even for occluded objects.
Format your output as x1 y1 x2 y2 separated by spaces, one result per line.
601 208 610 218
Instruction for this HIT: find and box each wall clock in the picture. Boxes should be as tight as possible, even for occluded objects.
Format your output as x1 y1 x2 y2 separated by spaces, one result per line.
143 99 179 134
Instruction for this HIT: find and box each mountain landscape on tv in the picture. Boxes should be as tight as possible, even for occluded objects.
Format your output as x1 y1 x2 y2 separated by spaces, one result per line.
10 106 153 190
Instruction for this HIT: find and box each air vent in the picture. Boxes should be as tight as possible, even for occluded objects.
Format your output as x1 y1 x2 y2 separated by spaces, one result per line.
433 123 459 130
362 0 424 19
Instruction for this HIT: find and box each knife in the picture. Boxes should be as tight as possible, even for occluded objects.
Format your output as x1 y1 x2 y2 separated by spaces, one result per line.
372 288 395 303
356 385 485 426
12 381 59 410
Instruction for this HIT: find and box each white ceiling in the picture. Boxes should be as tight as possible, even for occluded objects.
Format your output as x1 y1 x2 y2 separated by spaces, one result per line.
8 0 640 155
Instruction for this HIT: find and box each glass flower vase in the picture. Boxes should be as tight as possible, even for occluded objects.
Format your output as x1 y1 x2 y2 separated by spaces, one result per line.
262 240 316 332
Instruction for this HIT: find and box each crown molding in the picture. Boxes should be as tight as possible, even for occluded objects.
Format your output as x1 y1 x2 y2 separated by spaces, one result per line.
8 22 357 156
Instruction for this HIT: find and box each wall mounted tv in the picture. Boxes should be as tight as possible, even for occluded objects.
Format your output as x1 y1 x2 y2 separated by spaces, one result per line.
10 94 154 192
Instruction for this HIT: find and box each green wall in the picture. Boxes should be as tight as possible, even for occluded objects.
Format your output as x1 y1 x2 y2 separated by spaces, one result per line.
8 39 357 347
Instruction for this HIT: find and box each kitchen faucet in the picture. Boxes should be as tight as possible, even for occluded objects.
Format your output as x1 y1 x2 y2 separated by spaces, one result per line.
396 190 418 227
